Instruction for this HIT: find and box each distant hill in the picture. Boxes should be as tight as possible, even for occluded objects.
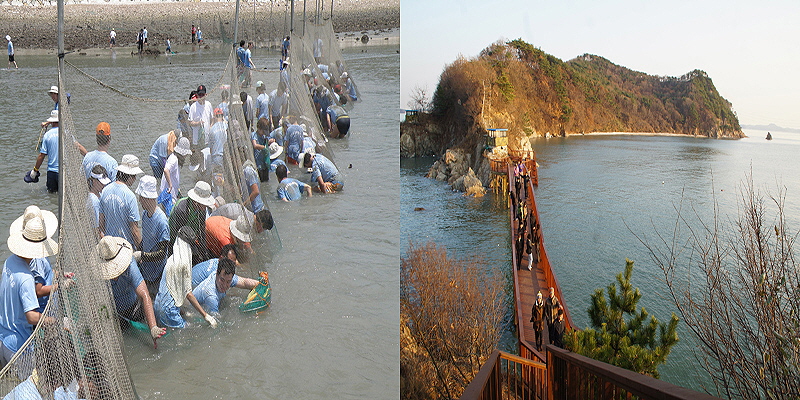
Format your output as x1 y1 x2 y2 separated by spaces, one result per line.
406 39 744 158
741 123 800 133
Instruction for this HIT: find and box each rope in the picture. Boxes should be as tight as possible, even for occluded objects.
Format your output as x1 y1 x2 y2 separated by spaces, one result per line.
63 49 237 103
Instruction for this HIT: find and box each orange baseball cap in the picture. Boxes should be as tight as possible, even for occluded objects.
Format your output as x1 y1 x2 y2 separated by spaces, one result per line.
96 122 111 135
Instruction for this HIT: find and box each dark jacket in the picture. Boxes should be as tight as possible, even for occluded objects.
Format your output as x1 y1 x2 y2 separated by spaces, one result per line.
544 295 561 325
530 299 545 331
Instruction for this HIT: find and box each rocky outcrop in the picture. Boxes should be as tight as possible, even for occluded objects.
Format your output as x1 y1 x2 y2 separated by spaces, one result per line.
400 116 441 158
426 148 487 197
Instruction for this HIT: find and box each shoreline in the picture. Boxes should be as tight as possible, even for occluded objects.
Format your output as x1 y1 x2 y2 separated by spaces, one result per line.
13 28 399 56
0 1 399 51
563 131 747 139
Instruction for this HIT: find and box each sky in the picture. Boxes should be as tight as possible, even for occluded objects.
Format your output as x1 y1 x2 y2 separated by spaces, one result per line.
400 0 800 128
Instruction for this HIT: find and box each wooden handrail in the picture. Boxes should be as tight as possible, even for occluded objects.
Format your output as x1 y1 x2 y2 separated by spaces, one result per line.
547 346 722 400
460 350 547 400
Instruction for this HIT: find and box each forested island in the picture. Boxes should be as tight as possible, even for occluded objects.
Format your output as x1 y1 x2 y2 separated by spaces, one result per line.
401 39 744 192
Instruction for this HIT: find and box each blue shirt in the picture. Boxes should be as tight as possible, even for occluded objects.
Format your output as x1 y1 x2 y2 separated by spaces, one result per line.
327 105 347 123
346 79 358 101
40 127 59 173
99 182 141 245
256 93 270 120
149 133 169 162
154 272 184 328
302 136 315 154
109 259 144 314
236 46 247 65
140 208 169 282
208 120 228 160
269 127 284 146
251 130 269 169
311 154 341 184
284 124 303 161
241 165 264 212
0 255 40 353
82 150 118 181
29 258 53 312
277 177 308 201
192 273 225 314
7 41 12 56
191 259 239 288
89 193 100 229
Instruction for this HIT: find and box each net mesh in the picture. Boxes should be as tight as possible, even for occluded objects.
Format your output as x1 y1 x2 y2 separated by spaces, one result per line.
0 47 290 398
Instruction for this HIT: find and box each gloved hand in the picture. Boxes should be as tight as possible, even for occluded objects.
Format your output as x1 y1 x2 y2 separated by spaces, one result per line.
204 314 218 328
150 326 166 339
24 169 40 183
132 251 142 262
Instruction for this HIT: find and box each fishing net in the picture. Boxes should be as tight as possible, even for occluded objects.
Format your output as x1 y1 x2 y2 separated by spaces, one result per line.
301 19 361 108
0 47 286 398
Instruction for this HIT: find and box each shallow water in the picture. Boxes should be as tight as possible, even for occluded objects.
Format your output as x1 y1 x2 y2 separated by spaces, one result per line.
401 130 800 392
0 44 399 399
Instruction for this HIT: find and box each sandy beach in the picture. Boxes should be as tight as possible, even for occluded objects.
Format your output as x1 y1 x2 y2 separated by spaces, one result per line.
0 0 399 51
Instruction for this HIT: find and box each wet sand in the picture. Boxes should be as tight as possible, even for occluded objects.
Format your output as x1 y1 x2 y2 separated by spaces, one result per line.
1 0 399 51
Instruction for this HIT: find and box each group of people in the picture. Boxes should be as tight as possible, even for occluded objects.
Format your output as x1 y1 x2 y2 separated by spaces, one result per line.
511 162 540 270
108 25 199 53
530 287 566 350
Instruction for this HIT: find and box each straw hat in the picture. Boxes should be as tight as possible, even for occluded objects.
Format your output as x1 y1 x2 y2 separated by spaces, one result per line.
174 137 192 156
45 110 59 123
230 215 253 243
135 175 158 199
9 205 58 238
187 181 216 208
97 236 133 280
7 216 59 259
268 142 283 160
117 154 143 175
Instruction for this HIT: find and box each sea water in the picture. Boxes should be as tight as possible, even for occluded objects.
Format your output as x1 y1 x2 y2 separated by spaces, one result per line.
401 130 800 392
0 44 399 399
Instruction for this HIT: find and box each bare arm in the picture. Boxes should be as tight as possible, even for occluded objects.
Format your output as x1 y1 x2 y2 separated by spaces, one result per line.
305 185 313 198
234 277 259 290
135 281 159 330
130 221 142 251
25 310 42 326
185 291 209 318
74 140 88 156
34 153 46 171
34 282 53 298
248 183 260 204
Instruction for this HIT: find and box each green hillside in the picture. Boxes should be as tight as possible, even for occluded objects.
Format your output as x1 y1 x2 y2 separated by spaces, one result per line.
421 39 742 153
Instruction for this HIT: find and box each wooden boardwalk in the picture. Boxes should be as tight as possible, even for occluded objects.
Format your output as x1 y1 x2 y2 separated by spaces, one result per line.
507 163 575 362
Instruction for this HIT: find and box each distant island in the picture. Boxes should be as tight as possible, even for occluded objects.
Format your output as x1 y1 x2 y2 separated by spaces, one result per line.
741 123 800 133
401 38 745 192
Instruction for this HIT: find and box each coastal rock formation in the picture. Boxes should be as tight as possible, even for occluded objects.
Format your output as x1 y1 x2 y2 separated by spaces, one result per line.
402 38 744 193
426 149 487 197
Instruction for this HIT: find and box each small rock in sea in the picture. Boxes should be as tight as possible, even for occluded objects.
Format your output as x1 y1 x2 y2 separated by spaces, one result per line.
414 207 425 211
348 164 352 168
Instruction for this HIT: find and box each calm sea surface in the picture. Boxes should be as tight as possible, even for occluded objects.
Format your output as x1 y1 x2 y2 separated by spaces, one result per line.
0 44 399 398
401 130 800 391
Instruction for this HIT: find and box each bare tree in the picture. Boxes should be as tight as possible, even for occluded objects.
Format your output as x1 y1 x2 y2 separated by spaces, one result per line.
637 174 800 399
401 242 505 400
407 85 431 113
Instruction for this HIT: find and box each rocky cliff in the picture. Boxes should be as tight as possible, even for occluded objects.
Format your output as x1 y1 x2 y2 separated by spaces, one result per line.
400 39 744 193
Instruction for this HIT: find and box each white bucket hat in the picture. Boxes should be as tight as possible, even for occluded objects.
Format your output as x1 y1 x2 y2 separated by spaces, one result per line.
5 35 10 42
187 181 216 208
174 137 192 156
7 216 59 259
268 142 283 160
9 205 58 238
97 236 133 280
45 110 59 123
48 86 59 94
135 175 158 199
117 154 143 175
230 215 253 243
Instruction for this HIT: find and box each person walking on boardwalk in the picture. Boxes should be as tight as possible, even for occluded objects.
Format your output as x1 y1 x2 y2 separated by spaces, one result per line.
544 287 561 345
553 307 566 348
530 291 545 351
6 35 17 69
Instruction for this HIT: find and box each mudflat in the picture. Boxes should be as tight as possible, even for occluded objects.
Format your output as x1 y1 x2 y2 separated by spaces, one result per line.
1 0 399 51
